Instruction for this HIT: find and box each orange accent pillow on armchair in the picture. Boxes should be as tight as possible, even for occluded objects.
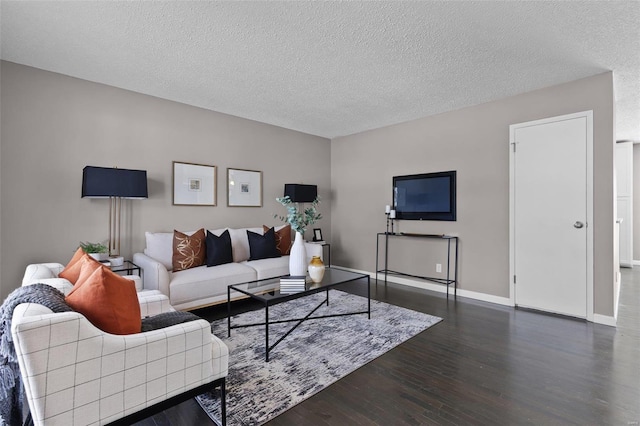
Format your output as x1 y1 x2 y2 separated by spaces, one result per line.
66 259 141 335
59 247 102 284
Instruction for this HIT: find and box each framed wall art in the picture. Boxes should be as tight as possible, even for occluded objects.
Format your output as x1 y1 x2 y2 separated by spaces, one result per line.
172 161 216 206
227 168 262 207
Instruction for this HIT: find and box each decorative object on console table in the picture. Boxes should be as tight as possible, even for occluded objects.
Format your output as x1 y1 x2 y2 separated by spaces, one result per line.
308 255 325 283
82 166 148 256
228 168 262 207
275 184 322 276
312 228 323 242
173 161 216 206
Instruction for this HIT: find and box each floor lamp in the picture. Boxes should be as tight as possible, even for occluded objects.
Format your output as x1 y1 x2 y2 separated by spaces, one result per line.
81 166 148 257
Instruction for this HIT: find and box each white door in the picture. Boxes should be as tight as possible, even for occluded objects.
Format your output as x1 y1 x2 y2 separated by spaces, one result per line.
615 142 633 267
510 111 593 319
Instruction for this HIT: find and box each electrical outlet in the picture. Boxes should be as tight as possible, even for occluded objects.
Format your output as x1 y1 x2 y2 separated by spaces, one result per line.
436 263 442 273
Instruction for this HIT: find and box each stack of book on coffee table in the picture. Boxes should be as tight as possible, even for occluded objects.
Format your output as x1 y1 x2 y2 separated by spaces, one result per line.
280 275 308 294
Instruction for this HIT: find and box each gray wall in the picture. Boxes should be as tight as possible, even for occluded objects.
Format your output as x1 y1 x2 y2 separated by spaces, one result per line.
0 61 616 317
332 72 615 317
0 61 331 299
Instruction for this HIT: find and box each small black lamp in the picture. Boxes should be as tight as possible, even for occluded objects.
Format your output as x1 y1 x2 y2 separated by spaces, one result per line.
283 184 317 203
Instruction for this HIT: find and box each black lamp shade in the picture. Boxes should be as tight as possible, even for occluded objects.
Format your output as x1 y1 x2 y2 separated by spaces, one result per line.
284 184 317 203
82 166 148 199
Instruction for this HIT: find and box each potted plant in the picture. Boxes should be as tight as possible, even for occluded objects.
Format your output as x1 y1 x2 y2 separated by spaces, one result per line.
275 195 322 234
79 241 108 261
275 196 322 276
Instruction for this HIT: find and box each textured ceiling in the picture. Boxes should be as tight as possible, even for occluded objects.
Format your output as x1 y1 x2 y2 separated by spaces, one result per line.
1 1 639 140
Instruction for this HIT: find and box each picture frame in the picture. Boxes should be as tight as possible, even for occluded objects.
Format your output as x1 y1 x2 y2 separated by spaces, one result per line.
313 228 323 242
227 168 262 207
172 161 216 206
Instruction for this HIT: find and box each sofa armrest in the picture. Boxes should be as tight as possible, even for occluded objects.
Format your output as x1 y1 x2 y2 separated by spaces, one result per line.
22 263 65 286
26 278 74 295
133 252 171 297
11 304 228 426
138 290 175 316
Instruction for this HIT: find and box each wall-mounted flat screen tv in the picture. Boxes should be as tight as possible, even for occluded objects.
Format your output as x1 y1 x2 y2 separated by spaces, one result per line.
393 171 456 221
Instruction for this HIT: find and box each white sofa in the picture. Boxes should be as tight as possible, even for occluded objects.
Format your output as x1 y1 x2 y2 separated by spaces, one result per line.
133 227 322 311
16 265 229 425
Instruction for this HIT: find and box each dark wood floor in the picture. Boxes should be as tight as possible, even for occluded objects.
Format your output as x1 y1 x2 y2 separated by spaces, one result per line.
136 270 640 425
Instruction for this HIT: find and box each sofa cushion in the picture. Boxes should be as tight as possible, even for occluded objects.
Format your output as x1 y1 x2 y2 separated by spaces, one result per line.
145 231 175 270
264 224 292 255
247 228 281 261
173 228 206 272
244 256 290 280
228 227 263 263
206 229 233 266
66 260 141 335
59 248 102 284
170 263 257 306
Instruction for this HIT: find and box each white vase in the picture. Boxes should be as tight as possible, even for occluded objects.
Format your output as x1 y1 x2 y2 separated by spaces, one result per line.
289 231 307 276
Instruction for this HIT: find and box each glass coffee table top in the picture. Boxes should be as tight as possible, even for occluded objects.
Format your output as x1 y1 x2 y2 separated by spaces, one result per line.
228 268 368 302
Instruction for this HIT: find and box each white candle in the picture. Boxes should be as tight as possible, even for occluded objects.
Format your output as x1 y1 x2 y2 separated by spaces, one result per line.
389 210 396 219
385 205 391 213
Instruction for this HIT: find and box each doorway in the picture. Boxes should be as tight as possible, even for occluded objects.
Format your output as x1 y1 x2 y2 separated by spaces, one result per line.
509 111 593 319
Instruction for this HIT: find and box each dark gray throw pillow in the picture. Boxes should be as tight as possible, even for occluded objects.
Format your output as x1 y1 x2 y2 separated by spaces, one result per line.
247 228 281 261
205 229 234 267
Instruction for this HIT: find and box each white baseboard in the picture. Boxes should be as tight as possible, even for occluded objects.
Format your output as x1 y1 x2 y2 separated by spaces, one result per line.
633 260 640 266
334 266 513 307
593 314 617 327
335 265 617 325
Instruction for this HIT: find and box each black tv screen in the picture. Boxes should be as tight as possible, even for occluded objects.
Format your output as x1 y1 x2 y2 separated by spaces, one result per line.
393 171 456 221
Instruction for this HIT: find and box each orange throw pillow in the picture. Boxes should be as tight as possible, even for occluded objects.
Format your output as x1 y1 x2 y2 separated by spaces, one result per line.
265 225 292 255
59 248 102 284
66 261 141 335
172 228 206 272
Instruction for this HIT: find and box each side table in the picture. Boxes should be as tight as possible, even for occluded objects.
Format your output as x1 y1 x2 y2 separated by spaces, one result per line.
109 260 141 276
308 242 331 266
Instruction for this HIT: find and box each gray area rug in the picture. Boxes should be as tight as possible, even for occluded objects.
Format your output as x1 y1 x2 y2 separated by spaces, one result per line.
196 290 442 425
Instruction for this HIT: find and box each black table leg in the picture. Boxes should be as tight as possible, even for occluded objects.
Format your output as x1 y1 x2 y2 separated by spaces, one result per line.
265 303 270 362
227 286 231 337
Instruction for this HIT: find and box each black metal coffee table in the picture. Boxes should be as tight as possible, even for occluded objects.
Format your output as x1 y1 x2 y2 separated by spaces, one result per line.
227 268 370 361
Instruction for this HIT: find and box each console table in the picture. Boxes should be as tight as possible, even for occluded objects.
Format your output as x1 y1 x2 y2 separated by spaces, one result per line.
375 232 459 298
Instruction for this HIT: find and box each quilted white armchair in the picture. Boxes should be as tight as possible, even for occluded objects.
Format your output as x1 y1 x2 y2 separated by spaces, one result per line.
13 263 229 426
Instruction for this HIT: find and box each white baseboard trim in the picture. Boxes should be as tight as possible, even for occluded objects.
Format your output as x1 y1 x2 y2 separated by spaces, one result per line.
334 266 513 307
335 265 617 325
633 260 640 266
593 314 617 327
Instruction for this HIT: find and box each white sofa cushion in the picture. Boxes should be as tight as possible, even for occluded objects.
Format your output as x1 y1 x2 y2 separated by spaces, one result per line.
244 257 290 280
228 227 263 263
170 262 257 307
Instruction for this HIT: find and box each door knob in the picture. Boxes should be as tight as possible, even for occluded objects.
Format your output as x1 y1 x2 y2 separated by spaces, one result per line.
574 221 584 229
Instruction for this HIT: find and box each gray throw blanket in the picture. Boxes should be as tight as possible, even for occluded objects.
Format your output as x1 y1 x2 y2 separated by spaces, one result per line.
0 284 201 426
141 310 201 332
0 284 73 426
